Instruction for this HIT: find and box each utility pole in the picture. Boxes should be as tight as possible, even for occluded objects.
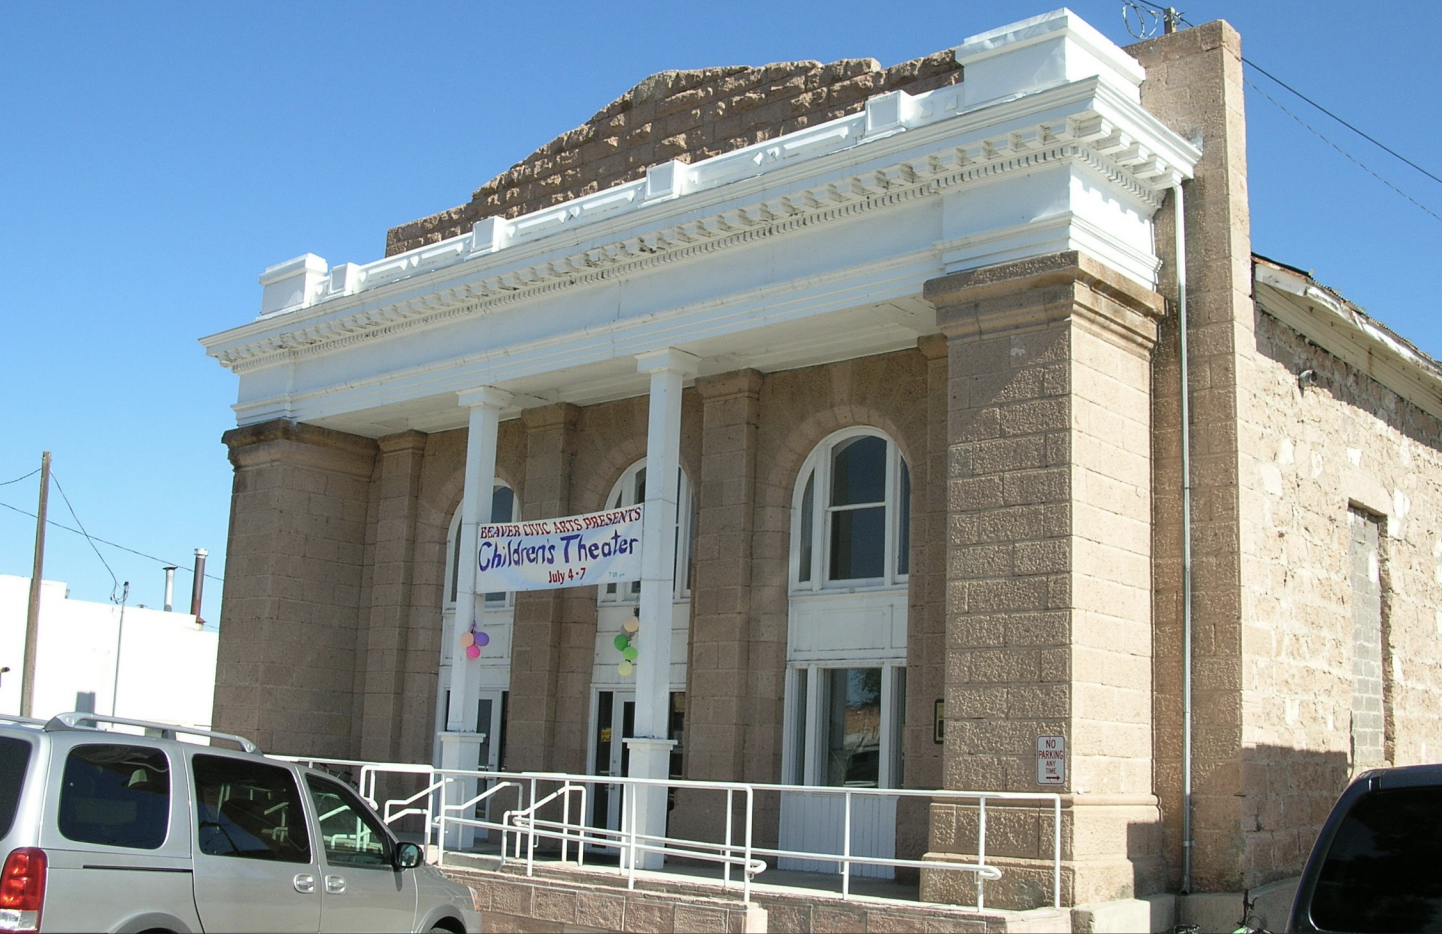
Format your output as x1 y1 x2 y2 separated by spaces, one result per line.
20 451 51 718
111 582 130 717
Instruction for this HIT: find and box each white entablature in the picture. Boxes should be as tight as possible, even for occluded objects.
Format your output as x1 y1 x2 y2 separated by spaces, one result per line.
203 9 1199 437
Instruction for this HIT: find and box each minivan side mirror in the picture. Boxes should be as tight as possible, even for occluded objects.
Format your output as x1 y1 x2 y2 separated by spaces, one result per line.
393 842 424 870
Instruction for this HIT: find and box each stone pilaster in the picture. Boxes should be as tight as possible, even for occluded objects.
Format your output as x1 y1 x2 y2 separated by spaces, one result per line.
1129 21 1254 892
668 370 763 844
921 252 1165 908
508 403 581 771
216 419 376 757
895 336 951 873
354 430 427 763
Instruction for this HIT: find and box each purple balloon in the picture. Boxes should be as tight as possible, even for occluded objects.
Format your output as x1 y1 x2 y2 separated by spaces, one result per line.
476 631 490 647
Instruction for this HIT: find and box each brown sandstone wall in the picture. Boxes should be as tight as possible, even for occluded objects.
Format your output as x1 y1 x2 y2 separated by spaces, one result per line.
384 54 963 256
1233 308 1442 886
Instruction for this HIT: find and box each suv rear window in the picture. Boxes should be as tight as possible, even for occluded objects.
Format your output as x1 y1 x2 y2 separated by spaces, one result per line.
0 736 33 839
1311 785 1442 932
58 744 171 849
193 754 310 863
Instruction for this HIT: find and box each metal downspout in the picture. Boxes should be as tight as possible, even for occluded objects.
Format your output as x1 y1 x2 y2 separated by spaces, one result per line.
1173 182 1195 893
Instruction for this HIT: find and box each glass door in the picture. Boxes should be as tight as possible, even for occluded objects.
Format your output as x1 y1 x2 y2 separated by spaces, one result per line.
589 690 635 853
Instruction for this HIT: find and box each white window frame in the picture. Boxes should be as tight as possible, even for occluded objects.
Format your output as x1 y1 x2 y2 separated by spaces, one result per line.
444 483 518 611
782 662 906 789
597 459 695 605
790 428 910 593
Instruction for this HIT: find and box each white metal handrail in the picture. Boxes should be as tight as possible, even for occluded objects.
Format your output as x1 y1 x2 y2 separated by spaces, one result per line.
270 757 1061 910
501 781 588 873
435 776 526 866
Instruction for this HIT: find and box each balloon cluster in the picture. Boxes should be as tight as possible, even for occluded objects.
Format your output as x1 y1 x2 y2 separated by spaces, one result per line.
460 622 490 660
614 616 640 677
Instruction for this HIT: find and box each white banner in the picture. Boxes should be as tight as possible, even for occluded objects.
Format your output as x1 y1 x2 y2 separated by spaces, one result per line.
474 505 643 592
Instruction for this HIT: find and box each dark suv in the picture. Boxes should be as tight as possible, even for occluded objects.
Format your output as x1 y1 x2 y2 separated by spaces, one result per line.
1289 763 1442 933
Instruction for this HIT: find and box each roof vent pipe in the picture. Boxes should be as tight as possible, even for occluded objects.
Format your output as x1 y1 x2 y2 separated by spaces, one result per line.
163 566 177 613
190 549 208 623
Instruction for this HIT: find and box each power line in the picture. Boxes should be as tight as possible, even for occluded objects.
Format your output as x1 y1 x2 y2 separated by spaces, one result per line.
1242 57 1442 189
0 499 224 583
0 469 40 488
1124 0 1442 214
1246 78 1442 224
49 471 119 601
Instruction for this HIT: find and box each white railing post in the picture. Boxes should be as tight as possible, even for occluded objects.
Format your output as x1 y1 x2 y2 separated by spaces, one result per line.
744 787 754 903
1054 796 1062 910
437 773 448 868
977 796 987 910
527 777 538 877
842 790 853 899
562 782 571 864
577 785 588 868
425 769 435 850
723 788 734 889
627 783 639 890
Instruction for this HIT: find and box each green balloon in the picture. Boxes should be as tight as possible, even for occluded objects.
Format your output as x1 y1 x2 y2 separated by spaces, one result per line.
613 633 630 650
622 646 638 661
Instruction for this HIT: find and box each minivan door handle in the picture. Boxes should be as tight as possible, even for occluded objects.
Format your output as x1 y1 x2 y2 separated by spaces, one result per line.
325 874 346 894
293 873 315 894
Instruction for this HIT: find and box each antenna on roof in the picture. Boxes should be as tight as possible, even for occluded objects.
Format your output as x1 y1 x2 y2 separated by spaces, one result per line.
1123 1 1183 39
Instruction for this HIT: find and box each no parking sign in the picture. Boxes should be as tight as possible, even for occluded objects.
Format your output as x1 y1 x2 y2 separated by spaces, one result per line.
1037 735 1065 785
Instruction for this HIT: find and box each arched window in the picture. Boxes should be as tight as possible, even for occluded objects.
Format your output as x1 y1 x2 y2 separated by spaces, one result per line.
445 484 516 607
791 429 910 591
597 459 695 604
436 483 516 771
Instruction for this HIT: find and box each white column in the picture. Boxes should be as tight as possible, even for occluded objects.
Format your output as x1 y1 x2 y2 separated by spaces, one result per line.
440 385 511 848
626 348 698 869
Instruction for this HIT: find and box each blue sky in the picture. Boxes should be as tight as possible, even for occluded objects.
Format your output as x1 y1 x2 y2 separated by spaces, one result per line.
1 0 1439 623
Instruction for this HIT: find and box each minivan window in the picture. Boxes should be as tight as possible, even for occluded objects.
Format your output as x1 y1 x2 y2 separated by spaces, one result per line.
193 754 310 863
0 737 32 839
306 775 392 868
1310 786 1442 933
58 744 170 849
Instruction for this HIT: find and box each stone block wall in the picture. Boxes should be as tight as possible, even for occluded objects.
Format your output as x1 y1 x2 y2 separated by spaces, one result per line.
384 54 962 256
216 420 377 757
922 252 1166 908
1128 20 1254 892
1231 308 1442 886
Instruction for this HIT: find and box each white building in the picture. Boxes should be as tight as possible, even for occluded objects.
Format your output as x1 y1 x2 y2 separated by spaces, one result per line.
0 574 217 729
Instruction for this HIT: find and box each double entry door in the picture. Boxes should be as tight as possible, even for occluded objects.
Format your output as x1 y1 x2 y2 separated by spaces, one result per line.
587 690 686 853
589 690 635 852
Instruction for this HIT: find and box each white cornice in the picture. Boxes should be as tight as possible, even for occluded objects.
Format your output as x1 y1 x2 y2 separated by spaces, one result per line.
203 78 1196 375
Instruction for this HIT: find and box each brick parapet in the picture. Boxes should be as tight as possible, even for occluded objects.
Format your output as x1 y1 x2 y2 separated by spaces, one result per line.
384 53 962 256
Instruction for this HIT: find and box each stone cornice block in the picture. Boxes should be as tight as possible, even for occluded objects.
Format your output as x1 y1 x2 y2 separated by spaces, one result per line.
695 369 764 401
520 402 581 432
925 251 1164 351
376 429 429 456
222 418 379 477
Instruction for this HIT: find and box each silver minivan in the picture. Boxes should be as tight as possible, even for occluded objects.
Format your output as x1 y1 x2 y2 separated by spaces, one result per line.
0 712 479 933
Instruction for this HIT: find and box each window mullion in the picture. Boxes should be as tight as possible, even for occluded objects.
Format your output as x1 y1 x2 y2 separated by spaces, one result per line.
879 665 895 789
814 456 828 591
804 665 821 784
883 445 896 587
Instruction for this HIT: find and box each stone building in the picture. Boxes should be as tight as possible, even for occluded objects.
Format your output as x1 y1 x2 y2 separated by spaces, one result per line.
202 9 1442 923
